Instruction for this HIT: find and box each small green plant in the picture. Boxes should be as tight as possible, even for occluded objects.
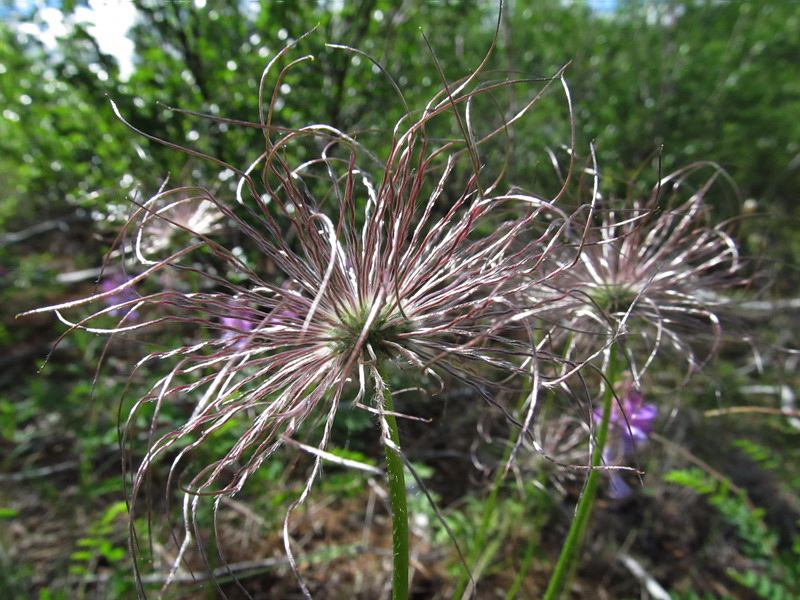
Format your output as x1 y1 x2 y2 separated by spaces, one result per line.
664 465 800 599
68 501 131 596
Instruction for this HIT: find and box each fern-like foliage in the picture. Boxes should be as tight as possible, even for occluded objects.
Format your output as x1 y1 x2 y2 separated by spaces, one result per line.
664 466 800 599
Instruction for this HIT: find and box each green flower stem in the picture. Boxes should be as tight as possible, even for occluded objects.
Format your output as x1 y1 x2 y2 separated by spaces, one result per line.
504 509 541 600
452 380 533 600
381 372 409 600
543 346 620 600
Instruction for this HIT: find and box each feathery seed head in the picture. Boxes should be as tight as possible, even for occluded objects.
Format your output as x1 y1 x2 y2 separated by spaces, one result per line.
538 162 748 380
21 45 576 508
19 39 582 596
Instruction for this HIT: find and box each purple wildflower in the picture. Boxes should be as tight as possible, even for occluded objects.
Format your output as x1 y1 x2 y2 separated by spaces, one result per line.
594 381 658 498
99 271 139 319
218 298 256 348
219 311 254 335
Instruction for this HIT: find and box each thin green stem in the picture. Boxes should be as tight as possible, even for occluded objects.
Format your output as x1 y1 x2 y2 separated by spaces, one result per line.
504 504 541 600
452 380 533 600
543 346 620 600
380 369 409 600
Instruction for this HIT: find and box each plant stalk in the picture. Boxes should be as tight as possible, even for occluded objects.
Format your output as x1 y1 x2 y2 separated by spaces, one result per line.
452 380 533 599
543 346 619 600
381 373 409 600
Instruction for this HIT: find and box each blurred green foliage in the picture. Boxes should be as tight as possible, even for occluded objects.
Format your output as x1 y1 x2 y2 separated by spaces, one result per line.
2 0 797 307
665 464 800 599
2 0 798 226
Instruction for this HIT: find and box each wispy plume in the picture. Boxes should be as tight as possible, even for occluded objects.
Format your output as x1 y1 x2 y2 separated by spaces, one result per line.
537 162 748 383
21 40 579 595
